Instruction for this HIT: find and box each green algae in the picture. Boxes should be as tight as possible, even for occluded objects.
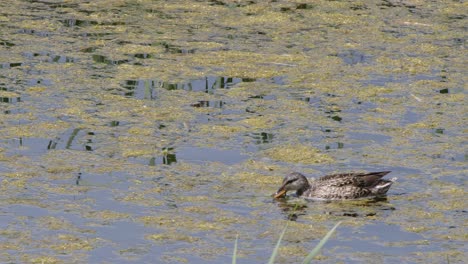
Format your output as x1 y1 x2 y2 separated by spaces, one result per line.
264 145 334 164
0 0 466 263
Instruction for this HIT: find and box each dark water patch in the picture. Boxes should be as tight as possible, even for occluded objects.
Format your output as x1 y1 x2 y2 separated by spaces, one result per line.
321 127 336 134
108 120 126 127
121 80 157 99
451 37 465 46
92 55 129 65
134 53 152 59
432 128 444 135
157 41 196 54
82 32 116 38
247 94 277 100
248 132 274 144
0 40 15 47
60 18 99 27
52 55 76 63
335 50 372 65
209 0 255 8
0 94 21 104
0 61 21 69
325 142 344 150
439 88 449 94
447 14 466 20
190 100 225 108
350 3 368 11
144 8 173 19
328 115 342 122
289 92 320 104
23 51 49 59
323 107 342 122
296 3 315 10
379 0 416 9
22 51 75 64
80 47 98 53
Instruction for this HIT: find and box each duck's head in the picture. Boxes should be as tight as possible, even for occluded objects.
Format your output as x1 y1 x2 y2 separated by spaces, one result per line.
274 172 310 198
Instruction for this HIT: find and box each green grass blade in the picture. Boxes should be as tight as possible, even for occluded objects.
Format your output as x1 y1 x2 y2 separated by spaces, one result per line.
232 234 238 264
268 223 288 264
302 221 342 264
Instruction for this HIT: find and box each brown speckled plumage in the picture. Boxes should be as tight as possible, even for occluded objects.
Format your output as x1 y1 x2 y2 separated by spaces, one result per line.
274 171 397 200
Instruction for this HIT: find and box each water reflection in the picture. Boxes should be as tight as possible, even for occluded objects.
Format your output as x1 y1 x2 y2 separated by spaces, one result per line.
121 80 157 99
190 100 225 108
0 40 15 47
120 76 287 99
162 147 176 165
439 88 449 94
134 53 152 59
0 62 22 68
274 196 395 220
121 76 245 98
60 19 99 27
248 94 277 100
158 41 195 54
0 96 21 103
92 54 128 65
325 142 344 150
249 132 274 144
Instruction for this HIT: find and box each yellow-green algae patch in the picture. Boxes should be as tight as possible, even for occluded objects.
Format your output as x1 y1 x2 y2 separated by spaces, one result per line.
264 145 334 164
147 232 199 244
48 234 95 252
0 0 466 262
26 256 62 264
84 210 130 221
0 121 70 139
220 171 281 191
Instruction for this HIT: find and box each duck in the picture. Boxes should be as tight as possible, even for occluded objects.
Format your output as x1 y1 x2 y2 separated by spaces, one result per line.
274 171 397 200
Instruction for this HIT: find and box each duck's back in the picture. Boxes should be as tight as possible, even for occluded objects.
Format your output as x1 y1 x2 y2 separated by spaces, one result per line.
305 171 394 199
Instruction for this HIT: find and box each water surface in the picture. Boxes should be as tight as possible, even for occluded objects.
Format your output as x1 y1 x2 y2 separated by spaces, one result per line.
0 0 466 263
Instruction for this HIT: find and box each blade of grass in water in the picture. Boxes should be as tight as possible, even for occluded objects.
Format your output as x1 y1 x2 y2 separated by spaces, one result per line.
302 221 342 264
232 234 238 264
268 223 289 264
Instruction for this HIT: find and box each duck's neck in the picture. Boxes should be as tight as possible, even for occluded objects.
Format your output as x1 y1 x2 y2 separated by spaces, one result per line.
296 181 311 196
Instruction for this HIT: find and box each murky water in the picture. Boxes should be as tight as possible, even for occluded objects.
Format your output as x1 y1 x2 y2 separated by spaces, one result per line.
0 0 466 263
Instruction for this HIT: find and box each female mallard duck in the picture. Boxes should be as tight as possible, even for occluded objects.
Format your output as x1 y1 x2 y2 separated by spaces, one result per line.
274 171 397 200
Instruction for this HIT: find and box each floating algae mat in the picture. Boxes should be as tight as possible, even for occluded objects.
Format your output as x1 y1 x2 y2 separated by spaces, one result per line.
0 0 465 263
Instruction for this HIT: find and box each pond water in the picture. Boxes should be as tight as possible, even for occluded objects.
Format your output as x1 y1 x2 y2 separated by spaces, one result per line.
0 0 466 263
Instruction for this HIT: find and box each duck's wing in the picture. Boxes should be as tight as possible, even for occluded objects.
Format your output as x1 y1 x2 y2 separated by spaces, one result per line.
316 171 391 187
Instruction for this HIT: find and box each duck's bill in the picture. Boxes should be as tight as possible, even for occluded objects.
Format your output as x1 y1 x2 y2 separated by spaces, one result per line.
273 189 287 198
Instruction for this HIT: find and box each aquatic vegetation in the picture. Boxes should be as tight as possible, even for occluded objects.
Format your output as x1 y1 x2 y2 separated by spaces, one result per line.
0 0 465 263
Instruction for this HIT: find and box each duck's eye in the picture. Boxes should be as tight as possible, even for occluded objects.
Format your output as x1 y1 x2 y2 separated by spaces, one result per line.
286 179 296 185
